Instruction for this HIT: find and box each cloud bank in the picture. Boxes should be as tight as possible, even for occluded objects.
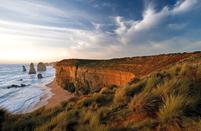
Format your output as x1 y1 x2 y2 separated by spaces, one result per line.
0 0 200 63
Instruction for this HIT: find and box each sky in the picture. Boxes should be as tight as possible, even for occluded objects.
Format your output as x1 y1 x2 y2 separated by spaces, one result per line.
0 0 201 63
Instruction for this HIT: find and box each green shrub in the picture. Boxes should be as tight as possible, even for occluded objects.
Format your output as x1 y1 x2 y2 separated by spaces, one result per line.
79 93 113 107
179 63 192 76
156 94 189 131
145 75 161 89
151 78 179 99
114 84 131 105
126 118 156 130
91 86 102 93
100 87 112 94
129 92 162 116
100 85 117 94
0 109 6 129
97 107 112 123
36 111 68 131
114 82 145 105
3 60 201 131
94 93 113 106
78 110 109 131
167 64 181 76
79 97 94 107
196 63 201 79
64 82 75 93
75 80 91 95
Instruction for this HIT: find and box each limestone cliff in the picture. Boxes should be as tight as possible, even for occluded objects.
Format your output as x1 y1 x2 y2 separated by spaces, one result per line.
55 52 201 94
56 65 134 93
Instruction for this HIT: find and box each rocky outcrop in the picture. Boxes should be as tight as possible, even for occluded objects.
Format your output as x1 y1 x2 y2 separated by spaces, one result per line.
7 84 30 89
22 65 26 72
29 63 36 74
37 74 43 79
37 62 46 72
55 52 201 94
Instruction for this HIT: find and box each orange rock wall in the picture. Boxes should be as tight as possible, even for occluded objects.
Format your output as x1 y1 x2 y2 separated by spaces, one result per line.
55 52 201 90
56 65 134 89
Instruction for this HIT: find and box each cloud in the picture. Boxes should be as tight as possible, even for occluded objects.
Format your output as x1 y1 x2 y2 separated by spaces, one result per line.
168 23 187 30
114 0 198 45
114 16 128 36
0 0 200 63
0 19 119 62
0 0 122 62
0 0 95 29
131 5 168 31
172 0 198 14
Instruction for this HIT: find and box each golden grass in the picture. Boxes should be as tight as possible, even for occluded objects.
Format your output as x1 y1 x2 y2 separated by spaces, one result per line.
3 59 201 130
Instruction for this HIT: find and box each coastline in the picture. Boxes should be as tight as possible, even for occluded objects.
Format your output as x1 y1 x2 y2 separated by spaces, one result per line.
24 79 74 113
44 79 74 109
24 83 53 113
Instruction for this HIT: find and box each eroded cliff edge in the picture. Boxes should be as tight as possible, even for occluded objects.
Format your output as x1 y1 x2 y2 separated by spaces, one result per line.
55 52 201 94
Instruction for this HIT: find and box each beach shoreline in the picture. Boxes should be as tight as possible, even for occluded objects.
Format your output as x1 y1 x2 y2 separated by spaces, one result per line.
24 79 74 113
44 79 74 109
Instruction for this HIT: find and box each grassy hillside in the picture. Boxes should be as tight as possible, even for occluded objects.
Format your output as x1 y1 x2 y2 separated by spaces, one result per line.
57 52 201 76
2 54 201 131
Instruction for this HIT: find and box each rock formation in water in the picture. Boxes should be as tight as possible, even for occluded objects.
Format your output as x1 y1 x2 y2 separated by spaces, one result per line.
37 62 46 72
55 52 201 95
29 63 36 74
22 65 26 72
37 74 43 79
7 84 30 89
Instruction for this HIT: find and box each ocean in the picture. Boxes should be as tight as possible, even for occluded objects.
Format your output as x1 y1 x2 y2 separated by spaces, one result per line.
0 64 55 113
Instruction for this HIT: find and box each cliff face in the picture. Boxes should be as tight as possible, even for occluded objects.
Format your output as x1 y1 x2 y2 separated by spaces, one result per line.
55 52 201 94
56 65 134 93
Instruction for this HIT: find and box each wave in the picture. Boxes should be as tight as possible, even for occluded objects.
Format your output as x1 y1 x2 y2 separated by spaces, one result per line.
0 64 55 113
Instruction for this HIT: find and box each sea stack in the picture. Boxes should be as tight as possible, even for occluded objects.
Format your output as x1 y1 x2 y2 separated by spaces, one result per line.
37 74 43 79
22 65 26 72
29 63 36 74
37 62 46 72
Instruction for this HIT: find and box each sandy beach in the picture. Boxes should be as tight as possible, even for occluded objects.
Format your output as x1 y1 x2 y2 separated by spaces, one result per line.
25 79 74 113
44 79 74 109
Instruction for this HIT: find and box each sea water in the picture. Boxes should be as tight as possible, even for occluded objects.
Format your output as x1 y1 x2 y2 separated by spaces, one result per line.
0 64 55 113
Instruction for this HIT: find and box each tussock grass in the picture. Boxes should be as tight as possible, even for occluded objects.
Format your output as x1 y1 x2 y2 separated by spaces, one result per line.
126 118 156 130
35 111 68 131
100 85 117 94
76 109 109 131
129 92 162 117
114 84 131 104
2 58 201 130
114 82 145 105
157 95 187 121
78 93 113 108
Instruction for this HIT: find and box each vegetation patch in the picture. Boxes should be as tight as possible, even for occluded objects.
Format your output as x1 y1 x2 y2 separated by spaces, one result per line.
2 55 201 130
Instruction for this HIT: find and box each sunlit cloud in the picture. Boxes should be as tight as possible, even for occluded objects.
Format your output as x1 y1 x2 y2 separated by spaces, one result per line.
114 0 199 45
0 19 117 63
0 0 200 63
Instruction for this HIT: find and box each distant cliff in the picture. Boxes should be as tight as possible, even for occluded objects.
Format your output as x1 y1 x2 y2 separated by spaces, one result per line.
55 52 201 94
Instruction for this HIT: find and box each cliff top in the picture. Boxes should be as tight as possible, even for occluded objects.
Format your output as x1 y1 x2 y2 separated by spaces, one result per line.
56 51 201 76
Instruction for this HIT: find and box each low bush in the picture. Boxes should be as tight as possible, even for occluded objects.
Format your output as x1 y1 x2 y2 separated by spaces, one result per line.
79 93 113 108
114 82 145 105
64 82 75 93
129 92 162 117
78 110 109 131
94 93 113 106
157 95 187 122
79 97 94 107
100 85 117 94
3 61 201 130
